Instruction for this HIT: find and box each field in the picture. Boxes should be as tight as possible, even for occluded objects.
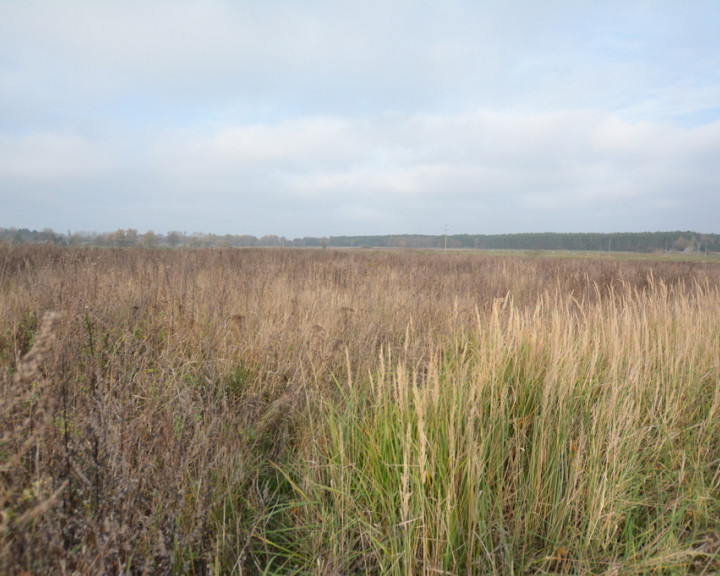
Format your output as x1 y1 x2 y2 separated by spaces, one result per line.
1 244 719 575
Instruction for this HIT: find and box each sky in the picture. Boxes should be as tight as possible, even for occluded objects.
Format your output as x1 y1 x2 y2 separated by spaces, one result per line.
1 0 719 238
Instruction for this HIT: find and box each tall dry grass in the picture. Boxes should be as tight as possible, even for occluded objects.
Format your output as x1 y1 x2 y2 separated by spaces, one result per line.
0 243 718 574
280 278 720 574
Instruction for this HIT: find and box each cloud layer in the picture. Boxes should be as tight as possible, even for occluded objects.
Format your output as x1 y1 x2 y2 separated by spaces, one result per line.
1 1 719 236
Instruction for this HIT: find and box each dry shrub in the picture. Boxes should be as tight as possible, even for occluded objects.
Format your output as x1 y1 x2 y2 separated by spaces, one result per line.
1 311 65 569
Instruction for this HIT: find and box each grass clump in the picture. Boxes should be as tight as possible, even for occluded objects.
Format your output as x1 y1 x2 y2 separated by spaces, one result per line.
278 280 720 574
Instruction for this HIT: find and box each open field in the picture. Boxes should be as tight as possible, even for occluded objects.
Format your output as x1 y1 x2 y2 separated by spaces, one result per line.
1 244 719 575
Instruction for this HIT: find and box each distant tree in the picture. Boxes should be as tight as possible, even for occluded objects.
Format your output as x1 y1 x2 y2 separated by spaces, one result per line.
38 228 59 244
672 236 690 252
140 231 159 249
124 228 138 247
259 235 280 247
204 234 223 247
187 234 209 248
68 232 84 246
108 229 126 247
166 231 184 247
235 235 257 247
301 237 320 247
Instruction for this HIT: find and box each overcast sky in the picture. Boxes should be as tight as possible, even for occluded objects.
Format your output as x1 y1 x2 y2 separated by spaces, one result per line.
1 0 719 238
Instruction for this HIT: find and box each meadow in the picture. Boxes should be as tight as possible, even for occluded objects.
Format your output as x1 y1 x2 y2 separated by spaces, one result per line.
1 244 719 575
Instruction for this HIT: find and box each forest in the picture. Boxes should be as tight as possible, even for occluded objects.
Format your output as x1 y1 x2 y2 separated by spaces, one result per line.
1 227 718 253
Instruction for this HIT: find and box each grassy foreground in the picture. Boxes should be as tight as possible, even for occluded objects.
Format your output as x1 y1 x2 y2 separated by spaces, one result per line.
1 245 719 574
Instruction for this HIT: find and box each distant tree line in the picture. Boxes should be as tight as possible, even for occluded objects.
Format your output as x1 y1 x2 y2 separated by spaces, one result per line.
0 228 288 248
1 227 718 253
328 231 719 253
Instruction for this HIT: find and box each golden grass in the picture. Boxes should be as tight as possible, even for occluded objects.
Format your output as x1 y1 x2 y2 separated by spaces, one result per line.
1 243 719 574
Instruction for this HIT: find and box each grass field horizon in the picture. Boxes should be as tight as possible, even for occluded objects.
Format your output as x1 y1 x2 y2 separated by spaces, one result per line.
1 244 719 574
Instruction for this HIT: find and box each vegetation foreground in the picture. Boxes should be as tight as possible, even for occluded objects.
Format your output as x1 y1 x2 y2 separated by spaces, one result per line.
1 245 719 575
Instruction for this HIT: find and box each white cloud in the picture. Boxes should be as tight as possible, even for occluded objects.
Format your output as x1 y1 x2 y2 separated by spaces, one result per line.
0 1 718 235
0 132 114 182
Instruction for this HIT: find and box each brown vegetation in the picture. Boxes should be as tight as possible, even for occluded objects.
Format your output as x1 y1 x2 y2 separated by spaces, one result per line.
1 244 719 574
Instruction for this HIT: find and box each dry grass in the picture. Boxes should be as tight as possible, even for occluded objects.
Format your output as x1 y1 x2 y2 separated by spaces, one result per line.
1 243 719 574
